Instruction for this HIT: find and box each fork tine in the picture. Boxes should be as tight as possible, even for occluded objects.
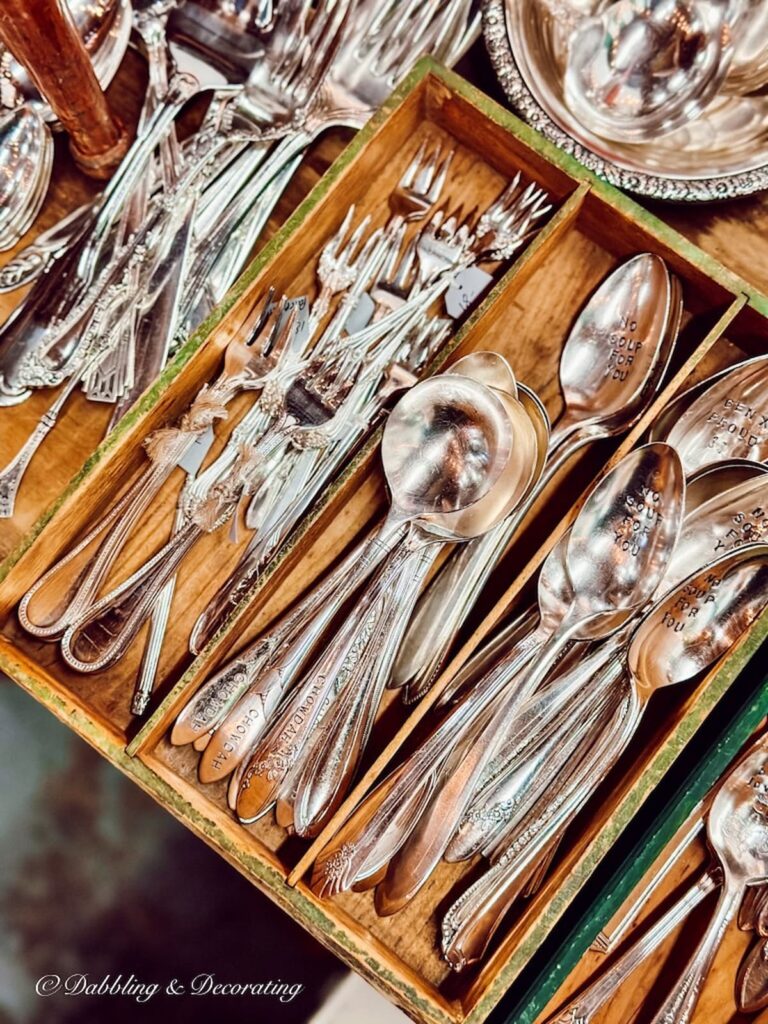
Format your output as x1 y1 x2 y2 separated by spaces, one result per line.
427 147 455 204
380 222 408 282
340 214 372 263
400 140 428 191
239 286 275 348
412 144 442 196
326 204 357 257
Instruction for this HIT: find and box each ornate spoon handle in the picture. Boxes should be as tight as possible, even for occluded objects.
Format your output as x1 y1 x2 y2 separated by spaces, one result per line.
186 524 404 780
289 541 440 838
544 869 720 1024
441 686 637 970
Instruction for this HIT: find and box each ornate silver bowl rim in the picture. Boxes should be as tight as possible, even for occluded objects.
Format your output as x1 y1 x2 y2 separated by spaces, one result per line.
482 0 768 202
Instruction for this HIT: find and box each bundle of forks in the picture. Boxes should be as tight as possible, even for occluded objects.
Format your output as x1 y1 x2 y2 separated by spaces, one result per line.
17 151 551 714
0 0 486 490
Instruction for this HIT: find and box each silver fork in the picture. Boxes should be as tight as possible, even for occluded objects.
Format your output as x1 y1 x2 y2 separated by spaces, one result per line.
307 208 373 334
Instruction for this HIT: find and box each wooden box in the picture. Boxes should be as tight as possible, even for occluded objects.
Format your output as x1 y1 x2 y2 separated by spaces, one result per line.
2 60 768 1024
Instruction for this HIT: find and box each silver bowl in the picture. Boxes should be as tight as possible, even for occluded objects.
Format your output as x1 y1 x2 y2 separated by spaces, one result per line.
482 0 768 201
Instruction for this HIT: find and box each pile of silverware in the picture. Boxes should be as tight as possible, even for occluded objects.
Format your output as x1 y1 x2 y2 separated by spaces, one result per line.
544 729 768 1022
163 246 768 972
15 153 551 714
0 0 485 511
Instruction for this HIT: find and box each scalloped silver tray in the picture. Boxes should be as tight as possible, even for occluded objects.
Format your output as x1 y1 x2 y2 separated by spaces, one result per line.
483 0 768 202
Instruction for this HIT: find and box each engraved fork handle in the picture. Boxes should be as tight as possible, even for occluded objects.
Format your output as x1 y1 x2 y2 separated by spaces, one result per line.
649 881 744 1024
544 869 720 1024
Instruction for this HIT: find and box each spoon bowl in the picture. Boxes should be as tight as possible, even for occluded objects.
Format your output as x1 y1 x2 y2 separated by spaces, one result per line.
0 107 52 251
381 374 514 520
630 545 768 698
667 355 768 472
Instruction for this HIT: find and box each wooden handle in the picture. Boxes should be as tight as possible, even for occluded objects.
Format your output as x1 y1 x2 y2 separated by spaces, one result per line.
0 0 129 178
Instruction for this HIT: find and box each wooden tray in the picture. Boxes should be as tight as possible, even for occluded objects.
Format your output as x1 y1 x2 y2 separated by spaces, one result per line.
2 60 768 1024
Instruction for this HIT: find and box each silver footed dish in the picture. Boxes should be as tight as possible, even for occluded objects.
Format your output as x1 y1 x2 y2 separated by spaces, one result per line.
482 0 768 201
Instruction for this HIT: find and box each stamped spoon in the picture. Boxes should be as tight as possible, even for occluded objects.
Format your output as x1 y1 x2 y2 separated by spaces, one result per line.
441 544 768 971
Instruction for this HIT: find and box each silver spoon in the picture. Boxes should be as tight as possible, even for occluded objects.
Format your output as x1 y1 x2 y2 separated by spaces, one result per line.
647 702 768 1023
230 371 518 824
666 354 768 471
310 442 685 903
393 253 680 696
441 543 768 971
0 107 52 253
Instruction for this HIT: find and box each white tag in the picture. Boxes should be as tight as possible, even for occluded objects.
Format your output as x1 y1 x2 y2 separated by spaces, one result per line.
177 425 215 475
277 295 310 350
345 293 376 333
445 267 494 319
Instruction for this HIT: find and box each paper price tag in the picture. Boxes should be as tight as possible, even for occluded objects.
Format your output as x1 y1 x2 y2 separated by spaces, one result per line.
445 267 494 319
177 425 215 476
276 295 310 350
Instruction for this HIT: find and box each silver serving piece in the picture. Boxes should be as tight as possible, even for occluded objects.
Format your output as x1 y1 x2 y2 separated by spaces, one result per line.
482 0 768 200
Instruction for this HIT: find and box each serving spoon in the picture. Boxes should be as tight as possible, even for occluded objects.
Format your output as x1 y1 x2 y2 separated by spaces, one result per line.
230 371 528 831
440 543 768 971
393 253 680 697
182 354 537 784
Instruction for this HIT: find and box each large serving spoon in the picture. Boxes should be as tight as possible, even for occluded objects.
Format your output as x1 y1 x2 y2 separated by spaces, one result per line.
231 371 531 832
394 253 680 697
310 442 684 901
183 354 538 786
439 543 768 971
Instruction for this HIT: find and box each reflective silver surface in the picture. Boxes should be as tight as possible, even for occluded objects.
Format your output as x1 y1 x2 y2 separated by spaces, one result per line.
483 0 768 200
